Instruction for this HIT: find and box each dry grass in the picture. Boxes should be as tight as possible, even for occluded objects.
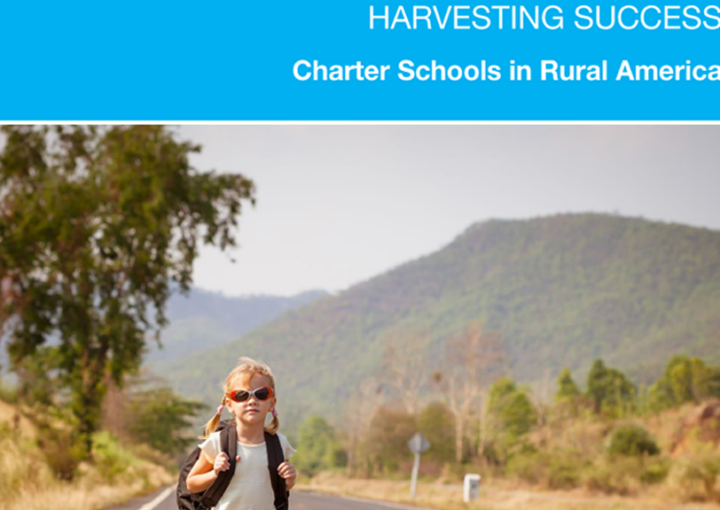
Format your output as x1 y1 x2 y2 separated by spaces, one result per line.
4 467 173 510
0 400 174 510
0 400 37 439
1 432 174 510
297 472 720 510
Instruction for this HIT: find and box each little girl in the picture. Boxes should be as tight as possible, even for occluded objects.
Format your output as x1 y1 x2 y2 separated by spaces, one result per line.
187 357 297 509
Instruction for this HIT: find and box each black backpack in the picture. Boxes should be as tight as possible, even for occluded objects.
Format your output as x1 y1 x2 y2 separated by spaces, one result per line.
177 420 289 510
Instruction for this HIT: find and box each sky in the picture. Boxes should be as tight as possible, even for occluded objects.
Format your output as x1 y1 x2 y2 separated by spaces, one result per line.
175 125 720 297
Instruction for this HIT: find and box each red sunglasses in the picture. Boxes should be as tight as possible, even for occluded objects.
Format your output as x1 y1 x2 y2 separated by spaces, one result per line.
227 385 274 403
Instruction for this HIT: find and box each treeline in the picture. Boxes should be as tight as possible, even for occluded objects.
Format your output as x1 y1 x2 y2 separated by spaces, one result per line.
292 325 720 502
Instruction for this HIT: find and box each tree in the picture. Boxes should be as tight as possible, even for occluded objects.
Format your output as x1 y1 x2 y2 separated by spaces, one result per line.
586 359 609 413
381 328 429 416
0 126 255 456
417 401 455 463
554 367 582 417
648 355 720 412
126 386 206 455
361 406 416 475
484 377 537 464
585 359 636 417
294 415 345 476
113 372 207 456
501 390 537 439
344 376 384 476
487 377 537 438
433 322 505 463
555 367 581 402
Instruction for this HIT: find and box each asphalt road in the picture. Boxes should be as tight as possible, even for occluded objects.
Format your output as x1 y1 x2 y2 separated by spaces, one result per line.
105 486 433 510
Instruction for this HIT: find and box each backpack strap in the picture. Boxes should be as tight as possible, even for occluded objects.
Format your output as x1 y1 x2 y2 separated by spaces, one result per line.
198 425 237 509
176 446 201 510
265 431 289 510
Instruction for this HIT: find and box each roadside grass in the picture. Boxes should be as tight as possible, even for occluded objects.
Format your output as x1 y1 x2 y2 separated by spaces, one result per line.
0 403 174 510
296 471 720 510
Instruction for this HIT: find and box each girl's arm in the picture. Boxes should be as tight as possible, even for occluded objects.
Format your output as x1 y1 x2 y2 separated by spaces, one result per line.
187 451 229 493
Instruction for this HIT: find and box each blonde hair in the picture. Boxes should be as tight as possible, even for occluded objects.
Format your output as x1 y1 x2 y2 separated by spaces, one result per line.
203 356 280 439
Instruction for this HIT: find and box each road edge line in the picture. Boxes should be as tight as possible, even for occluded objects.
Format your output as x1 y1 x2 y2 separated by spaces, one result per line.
137 486 175 510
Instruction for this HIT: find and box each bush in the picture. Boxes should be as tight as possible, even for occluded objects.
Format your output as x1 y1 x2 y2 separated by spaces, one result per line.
584 456 669 495
326 443 348 469
675 454 720 502
606 424 660 457
584 457 643 495
548 456 583 489
92 431 138 483
506 451 545 484
583 455 671 495
640 457 672 484
359 407 415 475
506 449 588 489
36 427 83 481
383 459 399 473
295 415 348 477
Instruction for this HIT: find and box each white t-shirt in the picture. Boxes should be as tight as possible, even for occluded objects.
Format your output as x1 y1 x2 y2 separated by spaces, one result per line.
198 430 296 510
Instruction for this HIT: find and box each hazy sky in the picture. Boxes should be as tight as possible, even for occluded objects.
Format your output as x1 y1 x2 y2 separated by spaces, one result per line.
175 126 720 296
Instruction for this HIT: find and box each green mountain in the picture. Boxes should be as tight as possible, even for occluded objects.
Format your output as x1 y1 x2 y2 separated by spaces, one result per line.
153 213 720 430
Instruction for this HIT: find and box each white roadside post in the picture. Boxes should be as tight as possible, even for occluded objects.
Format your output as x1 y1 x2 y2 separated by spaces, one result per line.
463 473 481 502
407 432 431 500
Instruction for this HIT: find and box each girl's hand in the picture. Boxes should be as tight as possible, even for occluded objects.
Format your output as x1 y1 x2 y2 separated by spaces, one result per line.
213 452 241 475
278 461 297 490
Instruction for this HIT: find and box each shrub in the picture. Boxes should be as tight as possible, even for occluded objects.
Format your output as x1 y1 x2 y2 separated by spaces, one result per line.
584 455 668 495
36 427 83 481
92 431 137 483
584 457 644 495
383 459 399 473
547 455 583 489
359 407 415 475
506 451 544 484
326 443 348 469
506 449 587 489
606 424 660 457
640 457 672 484
676 454 720 502
295 415 347 477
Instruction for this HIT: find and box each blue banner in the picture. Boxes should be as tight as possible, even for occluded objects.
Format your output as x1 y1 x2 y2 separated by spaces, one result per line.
1 1 719 120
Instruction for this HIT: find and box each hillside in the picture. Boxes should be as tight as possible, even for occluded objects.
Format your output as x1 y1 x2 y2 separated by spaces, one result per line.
144 288 328 365
0 288 327 381
152 213 720 429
